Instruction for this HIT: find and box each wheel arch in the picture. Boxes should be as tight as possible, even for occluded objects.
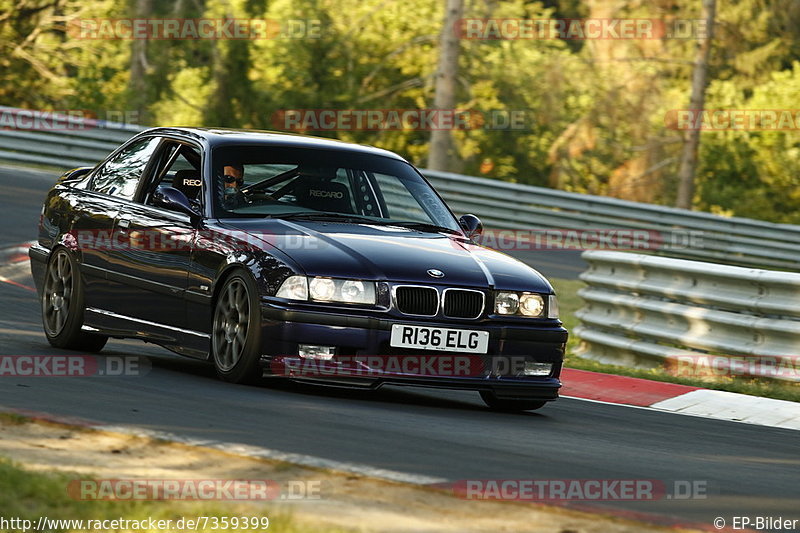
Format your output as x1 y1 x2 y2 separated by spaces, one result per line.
210 262 261 308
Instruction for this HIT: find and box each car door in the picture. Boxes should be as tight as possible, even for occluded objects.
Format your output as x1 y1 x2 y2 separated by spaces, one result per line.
104 140 203 337
78 135 162 313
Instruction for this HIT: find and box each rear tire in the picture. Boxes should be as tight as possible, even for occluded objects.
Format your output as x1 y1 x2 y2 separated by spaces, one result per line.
41 248 108 352
211 272 263 384
480 391 547 412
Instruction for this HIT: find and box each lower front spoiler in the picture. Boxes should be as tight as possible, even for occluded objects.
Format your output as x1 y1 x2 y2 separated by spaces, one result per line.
259 360 561 401
380 376 560 401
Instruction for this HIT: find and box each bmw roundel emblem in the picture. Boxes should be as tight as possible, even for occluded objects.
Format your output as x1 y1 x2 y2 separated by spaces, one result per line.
427 269 445 278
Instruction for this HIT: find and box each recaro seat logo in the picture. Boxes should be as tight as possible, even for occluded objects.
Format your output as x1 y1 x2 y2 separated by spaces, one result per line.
183 179 201 187
308 189 344 199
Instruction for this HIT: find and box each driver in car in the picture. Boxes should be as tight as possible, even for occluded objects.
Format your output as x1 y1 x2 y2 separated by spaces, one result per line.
221 163 248 210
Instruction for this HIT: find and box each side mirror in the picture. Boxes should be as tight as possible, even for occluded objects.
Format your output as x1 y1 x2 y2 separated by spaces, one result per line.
152 187 200 221
459 214 483 240
57 166 93 185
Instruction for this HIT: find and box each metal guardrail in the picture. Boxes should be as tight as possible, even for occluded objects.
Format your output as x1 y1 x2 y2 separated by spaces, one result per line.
1 106 799 270
0 106 143 168
422 170 800 271
575 250 800 381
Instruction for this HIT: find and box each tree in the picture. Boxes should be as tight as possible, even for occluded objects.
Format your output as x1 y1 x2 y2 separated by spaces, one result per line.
127 0 152 123
427 0 463 171
675 0 716 209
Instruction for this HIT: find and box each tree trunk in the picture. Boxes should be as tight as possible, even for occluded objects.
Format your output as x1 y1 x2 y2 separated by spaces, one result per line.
128 0 152 124
675 0 716 210
427 0 463 171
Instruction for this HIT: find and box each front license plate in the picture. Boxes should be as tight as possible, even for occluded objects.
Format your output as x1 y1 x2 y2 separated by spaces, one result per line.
390 325 489 354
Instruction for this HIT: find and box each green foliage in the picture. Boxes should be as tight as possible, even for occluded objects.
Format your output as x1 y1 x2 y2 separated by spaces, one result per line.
697 63 800 222
1 0 799 222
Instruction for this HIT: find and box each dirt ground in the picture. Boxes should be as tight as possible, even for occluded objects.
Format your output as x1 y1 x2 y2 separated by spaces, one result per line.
0 417 701 533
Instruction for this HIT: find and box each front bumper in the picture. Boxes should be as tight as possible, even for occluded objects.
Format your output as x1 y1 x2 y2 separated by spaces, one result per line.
258 302 567 401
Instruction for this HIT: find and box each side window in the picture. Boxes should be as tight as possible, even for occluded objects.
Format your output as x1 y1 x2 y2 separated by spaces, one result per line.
91 137 161 200
146 143 203 208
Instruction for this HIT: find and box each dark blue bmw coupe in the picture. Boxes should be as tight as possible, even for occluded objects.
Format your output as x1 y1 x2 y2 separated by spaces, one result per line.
30 128 567 411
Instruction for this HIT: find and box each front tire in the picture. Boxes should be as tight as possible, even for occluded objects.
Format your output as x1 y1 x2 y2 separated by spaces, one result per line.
211 272 263 384
41 248 108 352
480 391 547 412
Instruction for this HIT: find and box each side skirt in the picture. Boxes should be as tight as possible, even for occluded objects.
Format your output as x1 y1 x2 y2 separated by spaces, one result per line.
82 308 211 360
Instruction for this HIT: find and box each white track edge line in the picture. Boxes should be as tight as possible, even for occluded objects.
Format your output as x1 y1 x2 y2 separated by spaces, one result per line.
94 424 447 486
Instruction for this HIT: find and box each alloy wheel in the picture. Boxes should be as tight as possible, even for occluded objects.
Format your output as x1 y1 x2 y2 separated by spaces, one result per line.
43 251 73 336
212 278 251 372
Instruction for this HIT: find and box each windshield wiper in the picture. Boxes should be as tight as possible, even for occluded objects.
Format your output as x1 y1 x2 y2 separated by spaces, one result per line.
374 221 460 235
271 213 460 234
270 212 377 223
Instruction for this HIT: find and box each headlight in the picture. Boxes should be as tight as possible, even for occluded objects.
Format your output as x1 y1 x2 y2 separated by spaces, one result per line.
309 277 336 301
494 291 552 318
494 292 519 315
519 293 544 317
276 275 308 300
277 275 376 305
340 280 373 304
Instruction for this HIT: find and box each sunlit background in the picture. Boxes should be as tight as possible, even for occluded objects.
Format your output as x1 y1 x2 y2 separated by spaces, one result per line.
2 0 799 221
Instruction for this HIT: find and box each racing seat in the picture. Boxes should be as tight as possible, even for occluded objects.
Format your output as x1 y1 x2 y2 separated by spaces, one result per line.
293 176 352 213
171 169 202 202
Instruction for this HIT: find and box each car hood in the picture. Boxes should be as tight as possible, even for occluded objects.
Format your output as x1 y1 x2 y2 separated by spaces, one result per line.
217 219 553 292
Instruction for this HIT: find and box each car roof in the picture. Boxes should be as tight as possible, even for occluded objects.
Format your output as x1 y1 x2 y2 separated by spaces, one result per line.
138 127 408 162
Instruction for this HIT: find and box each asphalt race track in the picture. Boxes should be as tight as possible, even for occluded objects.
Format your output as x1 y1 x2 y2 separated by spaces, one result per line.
0 165 798 528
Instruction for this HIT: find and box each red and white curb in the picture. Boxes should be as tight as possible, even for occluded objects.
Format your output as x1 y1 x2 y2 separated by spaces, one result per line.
0 241 36 292
561 368 800 430
0 241 35 263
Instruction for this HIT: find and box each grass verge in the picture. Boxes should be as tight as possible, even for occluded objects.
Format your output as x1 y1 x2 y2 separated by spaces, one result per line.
550 277 800 403
0 457 343 533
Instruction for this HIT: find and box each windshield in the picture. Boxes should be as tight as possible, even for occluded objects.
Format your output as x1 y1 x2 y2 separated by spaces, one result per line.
210 145 460 231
